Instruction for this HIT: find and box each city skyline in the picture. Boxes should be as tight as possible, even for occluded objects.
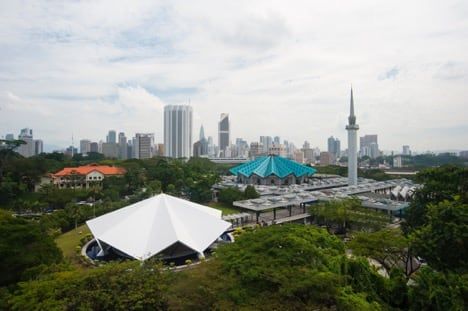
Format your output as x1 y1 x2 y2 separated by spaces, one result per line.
0 1 467 151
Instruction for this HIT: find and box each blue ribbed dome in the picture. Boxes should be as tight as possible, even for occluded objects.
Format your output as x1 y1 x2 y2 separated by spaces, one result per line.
229 155 316 178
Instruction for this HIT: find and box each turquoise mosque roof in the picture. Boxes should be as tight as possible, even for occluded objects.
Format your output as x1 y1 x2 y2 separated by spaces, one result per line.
229 155 316 179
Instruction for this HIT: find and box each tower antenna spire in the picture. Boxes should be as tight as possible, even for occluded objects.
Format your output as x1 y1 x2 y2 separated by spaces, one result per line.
346 85 359 186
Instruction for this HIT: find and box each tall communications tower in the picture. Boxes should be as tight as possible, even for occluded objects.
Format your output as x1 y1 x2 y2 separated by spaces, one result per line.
346 87 359 186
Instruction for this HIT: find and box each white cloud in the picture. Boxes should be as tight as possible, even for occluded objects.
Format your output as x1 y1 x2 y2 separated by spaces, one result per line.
0 0 467 151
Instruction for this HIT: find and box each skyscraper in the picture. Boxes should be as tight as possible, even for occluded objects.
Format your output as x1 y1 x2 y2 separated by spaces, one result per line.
80 139 91 154
207 136 214 157
193 125 209 157
34 139 43 155
273 136 280 146
260 136 272 154
346 88 359 186
218 113 230 157
360 135 379 158
164 105 193 158
199 125 205 141
90 142 99 153
133 133 154 159
327 136 341 159
107 130 116 144
17 128 35 157
118 132 127 160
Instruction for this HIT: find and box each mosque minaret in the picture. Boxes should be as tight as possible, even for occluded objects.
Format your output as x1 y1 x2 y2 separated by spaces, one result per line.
346 87 359 186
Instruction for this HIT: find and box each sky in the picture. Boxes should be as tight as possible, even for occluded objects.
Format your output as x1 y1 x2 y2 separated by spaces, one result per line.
0 0 467 152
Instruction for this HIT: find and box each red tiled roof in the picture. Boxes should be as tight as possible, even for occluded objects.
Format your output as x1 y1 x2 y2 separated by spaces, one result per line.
53 164 126 177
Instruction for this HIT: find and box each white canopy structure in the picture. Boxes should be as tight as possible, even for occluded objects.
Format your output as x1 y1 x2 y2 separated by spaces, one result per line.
86 193 231 261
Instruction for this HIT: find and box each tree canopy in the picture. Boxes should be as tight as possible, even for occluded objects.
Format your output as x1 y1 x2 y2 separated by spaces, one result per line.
411 198 468 272
0 210 62 287
7 262 168 310
403 165 468 233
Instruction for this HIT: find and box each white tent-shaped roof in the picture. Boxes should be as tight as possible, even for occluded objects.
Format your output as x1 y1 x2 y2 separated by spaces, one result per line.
86 193 231 261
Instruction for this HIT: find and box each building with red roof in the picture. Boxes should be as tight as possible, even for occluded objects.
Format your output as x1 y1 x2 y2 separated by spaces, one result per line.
51 164 125 189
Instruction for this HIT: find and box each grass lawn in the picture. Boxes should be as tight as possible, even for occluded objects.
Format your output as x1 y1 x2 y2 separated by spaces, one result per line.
55 224 91 264
207 202 242 215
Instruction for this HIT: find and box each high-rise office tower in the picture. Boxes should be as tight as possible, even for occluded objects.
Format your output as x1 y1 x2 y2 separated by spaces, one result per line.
5 134 14 141
218 113 230 158
17 128 35 157
199 125 205 141
360 134 379 158
346 88 359 186
260 136 272 154
133 133 154 159
106 130 116 144
164 105 193 158
207 136 214 157
80 139 91 154
65 146 78 157
273 136 280 146
193 125 209 157
102 143 119 158
90 142 99 153
118 132 127 160
34 140 43 155
327 136 341 159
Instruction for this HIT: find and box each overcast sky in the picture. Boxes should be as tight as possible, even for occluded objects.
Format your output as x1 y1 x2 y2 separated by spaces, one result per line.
0 0 467 152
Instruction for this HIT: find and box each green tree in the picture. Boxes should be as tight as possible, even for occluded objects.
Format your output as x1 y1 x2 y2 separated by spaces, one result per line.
408 267 468 310
147 180 162 195
403 165 468 233
0 210 62 286
214 225 389 309
411 198 468 272
8 262 169 310
218 187 244 206
244 185 259 199
349 228 416 277
64 203 83 230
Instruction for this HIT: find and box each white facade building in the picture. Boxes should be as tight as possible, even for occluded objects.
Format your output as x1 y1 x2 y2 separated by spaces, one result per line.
164 105 193 158
17 128 36 157
86 193 231 261
133 133 154 159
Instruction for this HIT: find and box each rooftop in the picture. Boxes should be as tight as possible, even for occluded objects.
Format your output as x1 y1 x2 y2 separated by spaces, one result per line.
229 155 316 179
53 164 126 177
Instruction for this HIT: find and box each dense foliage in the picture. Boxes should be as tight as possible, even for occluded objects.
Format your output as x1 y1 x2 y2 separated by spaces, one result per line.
349 228 416 277
1 150 467 310
7 262 168 310
410 198 468 272
168 225 408 310
403 165 468 232
0 210 62 287
0 152 222 211
408 266 468 310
